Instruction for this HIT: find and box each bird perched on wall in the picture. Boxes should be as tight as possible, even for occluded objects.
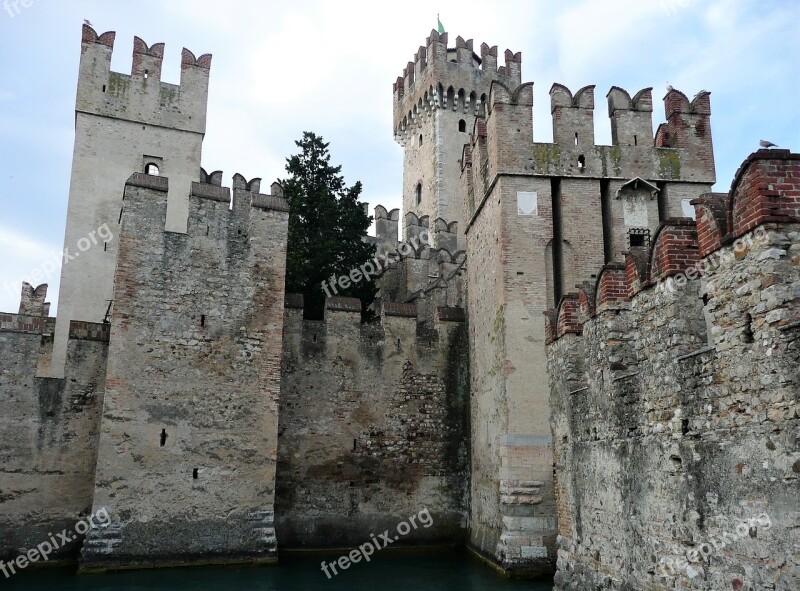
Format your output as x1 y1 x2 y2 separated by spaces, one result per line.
759 139 778 148
84 19 93 26
666 83 674 92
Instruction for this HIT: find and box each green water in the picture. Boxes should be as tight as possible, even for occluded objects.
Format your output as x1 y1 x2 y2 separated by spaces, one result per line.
3 549 553 590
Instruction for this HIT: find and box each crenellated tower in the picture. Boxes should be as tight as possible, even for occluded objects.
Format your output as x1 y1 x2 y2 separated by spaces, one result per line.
81 170 289 570
459 69 716 573
393 30 521 245
47 25 212 378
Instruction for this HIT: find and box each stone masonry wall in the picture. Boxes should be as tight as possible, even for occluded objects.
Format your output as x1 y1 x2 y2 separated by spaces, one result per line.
80 173 289 570
0 304 108 563
547 150 799 590
276 298 469 548
460 70 717 576
50 24 211 379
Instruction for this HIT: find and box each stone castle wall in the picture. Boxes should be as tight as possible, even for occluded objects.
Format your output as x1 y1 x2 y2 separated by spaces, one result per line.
0 288 109 563
459 68 718 574
276 297 469 548
80 173 289 570
7 22 792 582
546 150 799 589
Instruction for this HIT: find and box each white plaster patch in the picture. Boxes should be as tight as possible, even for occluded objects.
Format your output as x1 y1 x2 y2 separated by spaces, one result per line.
517 192 538 216
623 194 648 226
681 198 696 219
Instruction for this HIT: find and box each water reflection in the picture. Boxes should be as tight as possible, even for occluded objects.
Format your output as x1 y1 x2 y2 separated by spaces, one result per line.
5 548 553 591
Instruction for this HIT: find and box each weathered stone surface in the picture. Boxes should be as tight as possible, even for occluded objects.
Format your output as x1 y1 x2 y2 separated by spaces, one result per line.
79 178 289 570
0 312 108 563
276 303 470 547
548 205 799 589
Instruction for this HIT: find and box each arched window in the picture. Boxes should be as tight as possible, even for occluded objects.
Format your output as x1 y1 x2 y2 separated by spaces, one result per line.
415 183 422 205
145 163 160 176
419 134 423 147
458 119 466 132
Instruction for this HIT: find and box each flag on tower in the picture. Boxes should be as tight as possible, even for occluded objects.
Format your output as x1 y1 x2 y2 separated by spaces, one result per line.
437 15 445 34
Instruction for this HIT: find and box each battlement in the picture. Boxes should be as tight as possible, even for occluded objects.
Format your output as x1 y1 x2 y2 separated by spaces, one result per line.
545 151 799 589
120 171 289 245
367 204 466 308
393 30 522 143
284 293 466 339
463 82 717 226
18 282 50 317
545 149 800 343
76 24 211 134
192 170 287 210
371 204 460 253
606 86 653 147
192 172 288 209
131 37 165 79
550 83 596 147
374 205 401 249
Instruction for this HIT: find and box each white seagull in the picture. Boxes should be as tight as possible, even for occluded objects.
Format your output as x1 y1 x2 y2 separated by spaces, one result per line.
759 140 778 149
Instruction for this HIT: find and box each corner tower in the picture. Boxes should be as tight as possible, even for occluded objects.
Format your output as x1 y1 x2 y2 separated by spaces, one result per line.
460 78 715 575
393 30 521 243
47 25 211 377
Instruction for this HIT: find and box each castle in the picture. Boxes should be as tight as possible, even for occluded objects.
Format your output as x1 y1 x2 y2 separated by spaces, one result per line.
0 24 796 587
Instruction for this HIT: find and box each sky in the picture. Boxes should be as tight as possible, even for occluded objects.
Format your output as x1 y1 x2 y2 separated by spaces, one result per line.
0 0 797 314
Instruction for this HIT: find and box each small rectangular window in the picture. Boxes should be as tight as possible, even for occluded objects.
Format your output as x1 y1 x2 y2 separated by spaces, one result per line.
628 228 650 247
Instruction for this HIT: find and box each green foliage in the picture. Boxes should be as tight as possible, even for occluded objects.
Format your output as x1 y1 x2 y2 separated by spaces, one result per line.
282 131 377 319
